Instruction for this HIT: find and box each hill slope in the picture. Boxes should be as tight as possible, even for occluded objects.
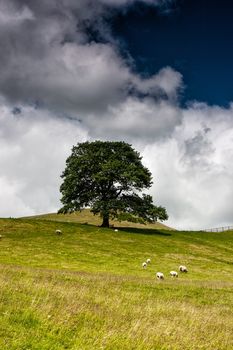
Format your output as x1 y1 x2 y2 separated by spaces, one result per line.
24 209 174 230
0 217 232 349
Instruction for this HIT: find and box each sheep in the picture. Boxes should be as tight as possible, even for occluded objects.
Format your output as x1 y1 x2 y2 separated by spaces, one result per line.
179 265 188 273
55 229 62 235
156 272 164 280
142 262 147 269
146 258 151 264
170 270 178 278
114 229 118 232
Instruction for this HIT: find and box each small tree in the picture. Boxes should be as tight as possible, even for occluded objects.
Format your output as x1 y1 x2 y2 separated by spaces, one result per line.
59 141 168 227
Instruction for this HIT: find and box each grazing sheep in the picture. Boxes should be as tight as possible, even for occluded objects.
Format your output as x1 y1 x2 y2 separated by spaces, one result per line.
55 229 62 235
170 270 178 278
156 272 164 280
114 229 118 232
179 265 188 273
142 262 147 269
146 258 151 264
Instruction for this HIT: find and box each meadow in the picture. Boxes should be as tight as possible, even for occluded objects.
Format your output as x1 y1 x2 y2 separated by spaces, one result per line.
0 214 232 349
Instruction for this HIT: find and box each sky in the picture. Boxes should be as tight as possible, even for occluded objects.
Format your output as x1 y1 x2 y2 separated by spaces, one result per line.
0 0 233 230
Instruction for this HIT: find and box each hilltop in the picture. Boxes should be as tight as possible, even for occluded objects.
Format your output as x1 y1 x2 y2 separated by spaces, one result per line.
24 208 174 230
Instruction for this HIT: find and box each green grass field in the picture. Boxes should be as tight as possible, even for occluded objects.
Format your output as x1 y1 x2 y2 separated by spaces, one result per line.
0 215 232 349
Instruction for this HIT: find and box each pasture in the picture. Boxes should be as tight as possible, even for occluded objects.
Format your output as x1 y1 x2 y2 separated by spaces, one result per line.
0 216 232 349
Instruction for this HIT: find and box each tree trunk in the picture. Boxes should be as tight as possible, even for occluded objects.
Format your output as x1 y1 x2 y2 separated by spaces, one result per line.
101 214 110 227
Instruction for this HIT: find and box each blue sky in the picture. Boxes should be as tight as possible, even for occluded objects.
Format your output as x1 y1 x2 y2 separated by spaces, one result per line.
0 0 233 229
112 0 233 106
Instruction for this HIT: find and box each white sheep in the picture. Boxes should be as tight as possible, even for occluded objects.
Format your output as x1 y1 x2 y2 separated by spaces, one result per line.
142 262 147 269
146 258 151 264
179 265 188 273
156 272 164 280
170 270 178 278
55 229 62 235
114 229 118 232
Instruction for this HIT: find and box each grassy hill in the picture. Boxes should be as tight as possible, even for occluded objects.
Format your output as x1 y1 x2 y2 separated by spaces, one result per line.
0 217 232 349
24 209 174 230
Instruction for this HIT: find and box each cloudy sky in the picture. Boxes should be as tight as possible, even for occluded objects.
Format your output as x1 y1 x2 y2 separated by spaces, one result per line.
1 0 233 230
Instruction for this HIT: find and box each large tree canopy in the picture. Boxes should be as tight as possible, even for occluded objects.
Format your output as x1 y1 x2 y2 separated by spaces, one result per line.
59 141 168 227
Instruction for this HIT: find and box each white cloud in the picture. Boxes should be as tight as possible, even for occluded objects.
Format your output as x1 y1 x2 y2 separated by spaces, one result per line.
0 177 34 217
133 67 183 101
0 101 88 217
87 96 181 141
143 103 233 230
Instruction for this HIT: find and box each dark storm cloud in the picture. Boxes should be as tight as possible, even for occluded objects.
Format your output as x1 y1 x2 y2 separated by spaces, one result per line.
0 0 181 121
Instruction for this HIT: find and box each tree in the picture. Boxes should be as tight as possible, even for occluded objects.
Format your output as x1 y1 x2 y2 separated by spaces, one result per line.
59 141 168 227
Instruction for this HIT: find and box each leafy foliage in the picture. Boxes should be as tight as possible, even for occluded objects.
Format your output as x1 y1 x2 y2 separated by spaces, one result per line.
59 141 168 226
